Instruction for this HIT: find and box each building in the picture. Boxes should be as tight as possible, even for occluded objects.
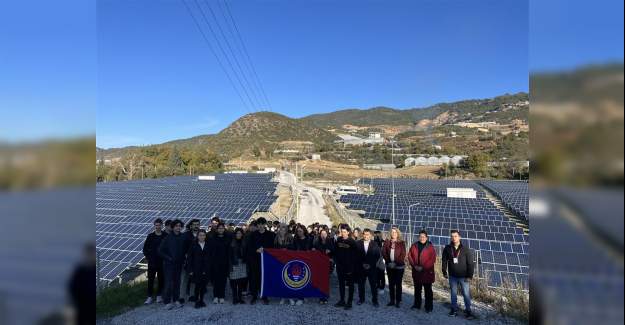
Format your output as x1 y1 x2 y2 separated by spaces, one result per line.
311 154 321 160
363 164 396 170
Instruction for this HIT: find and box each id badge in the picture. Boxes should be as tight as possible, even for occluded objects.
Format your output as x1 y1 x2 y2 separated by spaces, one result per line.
453 257 459 264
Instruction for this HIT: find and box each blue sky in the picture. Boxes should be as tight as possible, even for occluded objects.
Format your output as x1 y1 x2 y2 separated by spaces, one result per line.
1 0 622 147
96 0 529 148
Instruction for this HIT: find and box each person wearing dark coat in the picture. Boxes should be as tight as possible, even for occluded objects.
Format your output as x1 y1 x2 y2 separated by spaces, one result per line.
290 225 312 251
180 219 200 303
186 230 211 308
373 231 386 292
408 230 436 312
382 227 407 308
313 228 335 304
245 217 276 304
442 230 475 319
142 218 167 304
158 219 187 309
210 223 231 303
229 228 248 304
333 224 358 310
356 229 381 306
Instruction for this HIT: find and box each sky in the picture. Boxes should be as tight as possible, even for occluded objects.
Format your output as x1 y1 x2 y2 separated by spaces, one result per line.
1 0 622 147
96 0 530 148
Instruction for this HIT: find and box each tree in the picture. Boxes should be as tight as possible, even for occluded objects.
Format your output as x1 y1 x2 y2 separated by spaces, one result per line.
467 152 490 177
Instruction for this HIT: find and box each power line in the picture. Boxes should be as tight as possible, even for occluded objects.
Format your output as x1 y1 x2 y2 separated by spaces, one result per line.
181 0 254 114
202 0 266 112
192 0 260 111
217 0 272 110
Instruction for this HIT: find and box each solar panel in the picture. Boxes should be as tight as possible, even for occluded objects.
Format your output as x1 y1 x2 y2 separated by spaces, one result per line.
347 178 530 290
95 174 278 283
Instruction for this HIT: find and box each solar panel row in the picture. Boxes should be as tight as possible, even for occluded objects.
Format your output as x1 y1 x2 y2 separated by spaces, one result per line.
342 178 530 289
95 174 278 283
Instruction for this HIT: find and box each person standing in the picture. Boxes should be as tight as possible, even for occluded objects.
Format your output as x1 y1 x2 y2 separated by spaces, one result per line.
373 230 386 296
186 230 211 308
246 217 275 305
408 230 436 313
158 219 187 309
180 219 200 303
289 225 312 305
442 230 476 319
142 218 167 304
382 227 406 308
313 228 335 304
356 229 381 307
333 224 358 310
273 224 293 250
209 223 230 304
229 228 248 304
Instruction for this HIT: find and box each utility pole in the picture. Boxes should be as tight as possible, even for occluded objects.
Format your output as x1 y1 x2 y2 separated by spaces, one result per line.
390 138 396 225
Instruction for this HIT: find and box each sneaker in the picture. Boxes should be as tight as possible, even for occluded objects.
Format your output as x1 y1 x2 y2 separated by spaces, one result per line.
194 302 202 309
356 300 363 306
373 301 379 307
295 299 303 306
262 297 269 305
213 298 219 304
156 296 163 304
219 298 225 304
411 304 420 310
344 303 352 310
289 299 295 306
395 302 401 308
425 309 432 313
279 299 285 305
144 297 153 305
178 298 185 304
448 310 458 317
250 298 257 305
334 301 345 308
165 303 175 310
387 302 395 307
200 301 207 308
175 301 183 309
465 311 476 320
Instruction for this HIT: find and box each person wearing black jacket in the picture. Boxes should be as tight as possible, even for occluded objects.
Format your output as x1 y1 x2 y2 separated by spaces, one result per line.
142 218 167 304
180 219 200 303
290 225 312 251
246 217 276 304
373 230 385 294
333 224 358 310
441 230 475 319
229 228 248 304
313 228 335 304
186 230 211 308
210 223 231 304
158 219 187 309
356 229 381 307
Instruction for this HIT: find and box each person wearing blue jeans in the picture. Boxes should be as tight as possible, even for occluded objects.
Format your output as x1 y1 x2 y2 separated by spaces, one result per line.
441 230 476 320
449 276 472 315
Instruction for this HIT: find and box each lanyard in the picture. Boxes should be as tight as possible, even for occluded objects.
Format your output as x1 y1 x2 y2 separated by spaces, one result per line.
452 246 461 258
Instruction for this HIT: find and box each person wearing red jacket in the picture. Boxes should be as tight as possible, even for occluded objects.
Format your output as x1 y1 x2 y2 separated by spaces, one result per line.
408 229 436 313
382 227 407 308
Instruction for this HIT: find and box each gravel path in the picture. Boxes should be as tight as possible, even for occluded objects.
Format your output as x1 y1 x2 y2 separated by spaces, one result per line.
99 275 521 325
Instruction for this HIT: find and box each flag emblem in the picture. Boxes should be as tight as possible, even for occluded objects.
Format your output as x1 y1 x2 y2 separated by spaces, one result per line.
282 260 311 290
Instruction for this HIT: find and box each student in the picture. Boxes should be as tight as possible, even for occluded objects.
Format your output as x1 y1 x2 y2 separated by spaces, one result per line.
289 225 311 305
333 224 358 310
382 226 406 308
408 230 436 313
352 228 361 241
442 230 475 319
164 220 173 235
187 230 210 308
246 217 275 304
142 218 167 304
356 229 381 307
209 223 230 304
228 222 236 233
181 219 200 303
373 230 386 295
158 219 187 309
313 228 335 304
229 228 248 304
274 224 293 250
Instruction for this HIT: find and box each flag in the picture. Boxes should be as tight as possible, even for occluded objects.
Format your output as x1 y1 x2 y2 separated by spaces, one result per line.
260 248 330 298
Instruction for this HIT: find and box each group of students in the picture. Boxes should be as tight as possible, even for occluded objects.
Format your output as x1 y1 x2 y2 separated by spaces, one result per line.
142 216 476 319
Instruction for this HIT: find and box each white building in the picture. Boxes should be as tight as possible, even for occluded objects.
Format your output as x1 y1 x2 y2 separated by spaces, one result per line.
427 156 441 165
439 155 451 165
450 156 464 166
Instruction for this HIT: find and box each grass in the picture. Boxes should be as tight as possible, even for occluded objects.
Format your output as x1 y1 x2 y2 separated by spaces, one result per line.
96 281 148 320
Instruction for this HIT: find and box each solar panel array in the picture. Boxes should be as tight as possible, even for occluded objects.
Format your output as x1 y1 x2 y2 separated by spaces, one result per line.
340 178 529 289
480 180 529 220
96 174 278 283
